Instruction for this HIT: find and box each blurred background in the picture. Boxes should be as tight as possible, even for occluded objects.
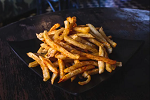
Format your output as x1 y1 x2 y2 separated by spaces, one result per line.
0 0 149 28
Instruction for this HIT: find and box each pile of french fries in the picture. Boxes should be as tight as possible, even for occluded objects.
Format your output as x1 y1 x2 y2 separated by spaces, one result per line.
27 16 122 85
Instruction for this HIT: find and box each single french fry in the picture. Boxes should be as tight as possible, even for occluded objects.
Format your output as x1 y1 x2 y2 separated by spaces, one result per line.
71 76 76 82
39 56 58 73
86 68 99 75
71 50 116 64
36 33 44 41
88 38 103 47
76 33 95 38
27 52 50 81
28 61 39 67
58 59 65 79
58 65 95 83
98 46 105 74
37 47 44 54
74 59 80 64
72 27 90 33
43 30 80 59
78 71 91 85
48 30 57 35
49 23 60 32
51 72 58 84
106 63 112 73
64 35 98 53
64 61 98 73
58 20 70 40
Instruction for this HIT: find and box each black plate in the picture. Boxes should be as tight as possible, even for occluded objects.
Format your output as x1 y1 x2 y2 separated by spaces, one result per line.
8 37 143 95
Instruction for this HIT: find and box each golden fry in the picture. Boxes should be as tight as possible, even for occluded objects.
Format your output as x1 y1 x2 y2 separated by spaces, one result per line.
64 61 98 73
98 46 105 74
28 61 39 67
78 71 91 85
58 59 65 79
86 68 99 75
71 50 116 64
72 27 90 33
51 72 58 84
76 33 95 38
58 65 95 83
49 23 60 32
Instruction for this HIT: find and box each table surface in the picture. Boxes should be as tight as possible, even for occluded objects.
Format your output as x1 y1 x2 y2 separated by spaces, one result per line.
0 7 149 100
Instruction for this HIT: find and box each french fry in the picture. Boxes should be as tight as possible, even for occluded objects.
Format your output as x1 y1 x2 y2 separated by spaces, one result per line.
66 16 76 30
88 38 103 47
71 50 116 64
51 72 58 84
36 33 44 41
98 46 105 74
43 30 80 59
76 33 95 38
59 20 70 40
78 71 91 85
72 27 90 33
49 23 60 32
55 53 67 60
106 63 112 73
58 59 65 79
86 68 99 75
28 61 39 67
37 47 44 54
27 52 50 81
64 61 98 73
58 65 95 83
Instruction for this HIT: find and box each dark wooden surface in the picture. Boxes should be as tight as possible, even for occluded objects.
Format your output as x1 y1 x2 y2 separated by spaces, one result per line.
0 8 149 100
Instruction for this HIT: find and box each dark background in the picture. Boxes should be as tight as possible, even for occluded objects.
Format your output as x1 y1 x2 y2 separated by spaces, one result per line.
0 0 149 28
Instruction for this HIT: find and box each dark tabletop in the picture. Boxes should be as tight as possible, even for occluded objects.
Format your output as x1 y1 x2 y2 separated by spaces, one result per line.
0 7 149 100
